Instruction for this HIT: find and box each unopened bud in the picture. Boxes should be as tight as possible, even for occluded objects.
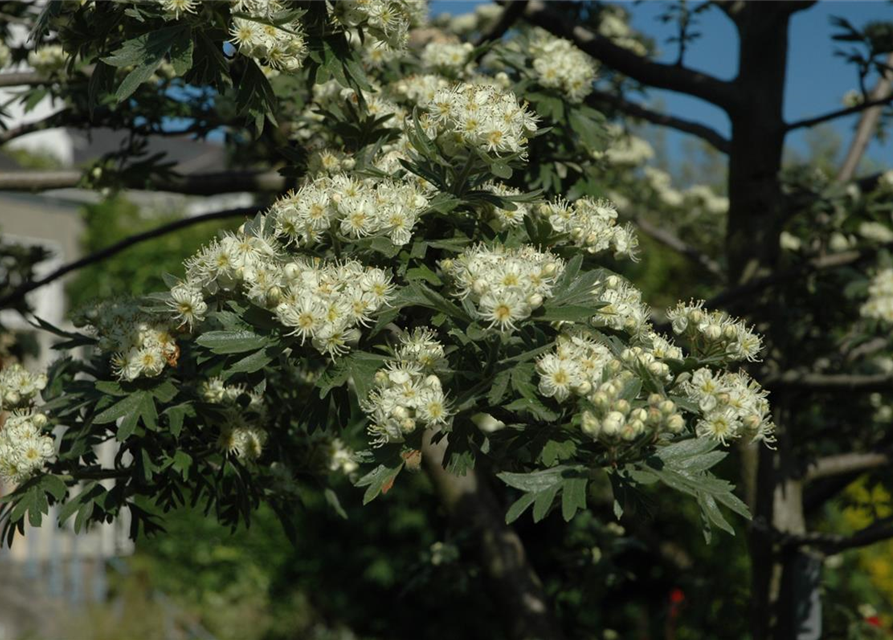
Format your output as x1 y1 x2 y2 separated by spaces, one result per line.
602 411 625 437
704 324 722 340
402 449 423 472
527 294 544 309
614 399 630 415
667 414 685 433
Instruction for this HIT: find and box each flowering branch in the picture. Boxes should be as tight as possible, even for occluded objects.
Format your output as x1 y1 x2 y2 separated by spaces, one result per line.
521 0 738 109
836 52 893 182
0 169 288 194
0 206 261 310
586 89 730 153
631 214 725 279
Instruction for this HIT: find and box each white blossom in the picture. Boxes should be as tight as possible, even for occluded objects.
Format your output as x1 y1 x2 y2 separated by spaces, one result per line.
529 29 597 103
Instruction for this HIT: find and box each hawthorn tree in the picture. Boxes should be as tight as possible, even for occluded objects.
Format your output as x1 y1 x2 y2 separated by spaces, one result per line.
0 2 892 639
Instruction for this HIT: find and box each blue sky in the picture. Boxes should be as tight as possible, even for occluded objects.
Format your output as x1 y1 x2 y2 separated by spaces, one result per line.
431 1 893 166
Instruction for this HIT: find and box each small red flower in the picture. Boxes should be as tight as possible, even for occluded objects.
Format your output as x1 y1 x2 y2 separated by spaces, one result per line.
865 615 882 628
670 588 685 605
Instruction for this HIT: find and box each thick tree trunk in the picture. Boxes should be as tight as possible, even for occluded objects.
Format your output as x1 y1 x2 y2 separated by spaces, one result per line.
724 6 814 640
421 432 565 640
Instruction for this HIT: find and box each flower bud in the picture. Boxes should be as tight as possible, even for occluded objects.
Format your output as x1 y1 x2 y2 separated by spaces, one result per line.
581 411 601 437
402 449 423 472
400 418 416 433
472 279 489 295
723 325 738 340
472 412 505 433
574 381 592 396
32 413 49 428
602 411 625 437
659 400 676 415
392 406 409 420
667 414 685 433
614 399 630 415
424 375 441 390
527 294 544 309
542 262 558 277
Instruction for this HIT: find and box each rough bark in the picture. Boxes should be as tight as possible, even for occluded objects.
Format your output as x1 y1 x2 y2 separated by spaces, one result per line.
421 433 565 640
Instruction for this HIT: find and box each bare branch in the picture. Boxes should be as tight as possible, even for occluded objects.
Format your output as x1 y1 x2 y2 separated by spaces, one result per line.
765 370 893 392
0 207 262 310
631 214 725 279
0 72 46 88
785 516 893 553
836 52 893 182
786 93 893 132
474 0 528 48
522 0 738 110
0 109 77 145
804 451 891 484
0 169 288 194
586 89 730 153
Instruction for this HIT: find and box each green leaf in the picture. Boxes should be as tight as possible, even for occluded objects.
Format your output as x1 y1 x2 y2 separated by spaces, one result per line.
505 492 536 524
356 463 404 504
94 392 146 424
498 466 574 493
164 403 191 438
196 330 269 354
170 34 194 76
325 488 348 519
561 477 588 522
533 304 598 323
103 26 189 102
223 349 274 378
532 485 559 522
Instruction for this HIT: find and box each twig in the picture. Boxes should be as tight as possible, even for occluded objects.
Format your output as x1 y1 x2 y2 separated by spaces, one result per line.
587 89 730 153
474 0 528 48
632 215 725 279
786 93 893 132
521 0 737 109
804 451 890 484
836 52 893 182
0 169 288 194
0 207 262 310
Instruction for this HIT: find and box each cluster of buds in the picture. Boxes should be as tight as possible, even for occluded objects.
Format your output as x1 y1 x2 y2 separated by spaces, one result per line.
581 383 684 444
681 368 774 445
202 377 269 463
666 301 762 362
620 346 671 381
592 275 651 338
538 197 638 259
229 0 308 72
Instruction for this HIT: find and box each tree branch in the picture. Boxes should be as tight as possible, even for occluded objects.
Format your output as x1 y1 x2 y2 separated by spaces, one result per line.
0 206 261 310
786 93 893 132
474 0 528 48
0 72 46 88
521 0 738 109
804 451 890 484
765 371 893 392
586 89 730 153
785 516 893 553
0 108 78 145
421 432 564 640
0 169 288 194
631 214 725 279
836 52 893 182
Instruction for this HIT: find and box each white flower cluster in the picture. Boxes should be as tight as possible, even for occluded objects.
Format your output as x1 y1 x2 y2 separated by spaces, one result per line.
444 4 501 36
0 411 55 484
229 0 308 72
603 133 655 166
157 0 198 20
0 364 47 412
391 73 450 105
421 41 473 74
327 438 359 474
28 45 66 77
684 185 729 216
331 0 427 51
858 222 893 244
0 362 54 485
362 329 451 446
269 174 429 247
667 301 763 362
537 332 617 402
860 268 893 323
75 300 179 381
274 258 395 358
483 182 531 228
441 244 564 331
597 10 647 56
538 197 638 259
592 275 650 337
422 82 539 157
644 167 684 208
529 30 597 103
202 377 269 462
682 368 774 445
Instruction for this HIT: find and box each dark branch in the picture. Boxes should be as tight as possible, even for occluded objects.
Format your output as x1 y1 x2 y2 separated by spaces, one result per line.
0 109 78 145
786 94 893 132
522 0 738 110
785 516 893 553
0 207 262 310
474 0 528 47
0 169 288 194
631 215 725 279
586 89 730 153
